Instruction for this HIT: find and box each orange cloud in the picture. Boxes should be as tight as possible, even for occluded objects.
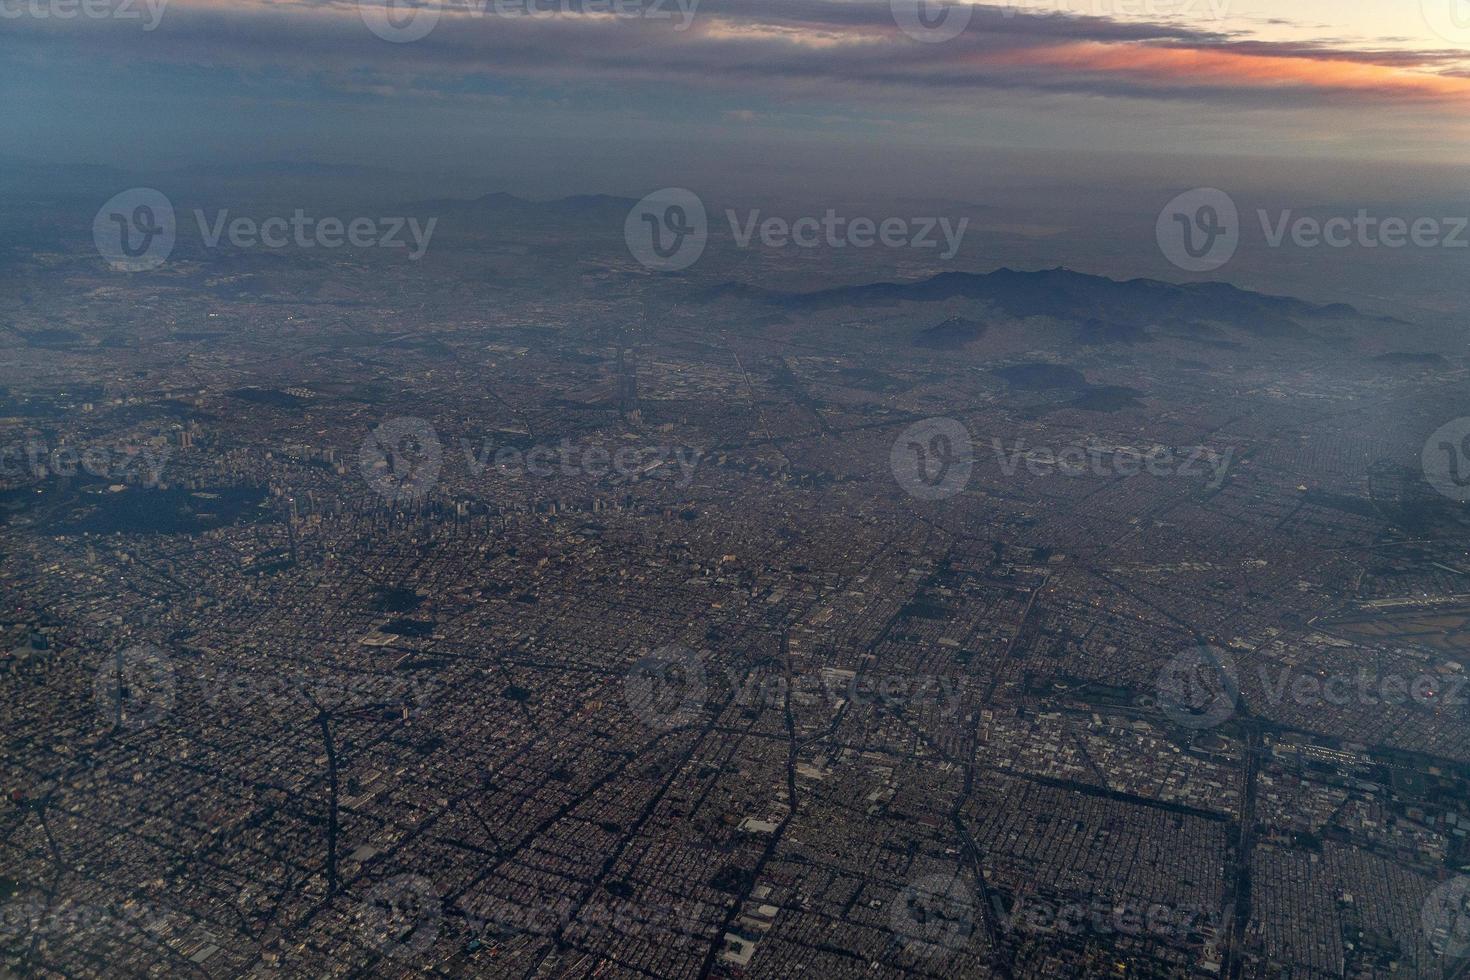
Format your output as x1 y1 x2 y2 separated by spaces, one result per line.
988 42 1470 101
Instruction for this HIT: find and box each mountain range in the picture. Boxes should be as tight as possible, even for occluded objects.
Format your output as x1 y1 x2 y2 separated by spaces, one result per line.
699 267 1382 340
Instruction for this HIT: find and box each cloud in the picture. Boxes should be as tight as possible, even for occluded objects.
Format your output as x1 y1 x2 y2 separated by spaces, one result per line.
7 0 1470 110
985 40 1470 102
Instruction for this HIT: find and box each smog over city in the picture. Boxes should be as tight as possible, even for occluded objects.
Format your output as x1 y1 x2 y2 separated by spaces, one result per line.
5 1 1470 977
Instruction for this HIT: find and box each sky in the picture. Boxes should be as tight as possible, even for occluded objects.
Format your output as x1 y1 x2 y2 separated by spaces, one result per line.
4 0 1470 198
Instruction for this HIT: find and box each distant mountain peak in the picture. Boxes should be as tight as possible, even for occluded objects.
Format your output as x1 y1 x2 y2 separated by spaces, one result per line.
700 267 1377 341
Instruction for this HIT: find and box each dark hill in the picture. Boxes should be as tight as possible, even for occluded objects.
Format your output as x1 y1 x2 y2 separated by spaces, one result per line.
913 316 986 350
701 267 1386 339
